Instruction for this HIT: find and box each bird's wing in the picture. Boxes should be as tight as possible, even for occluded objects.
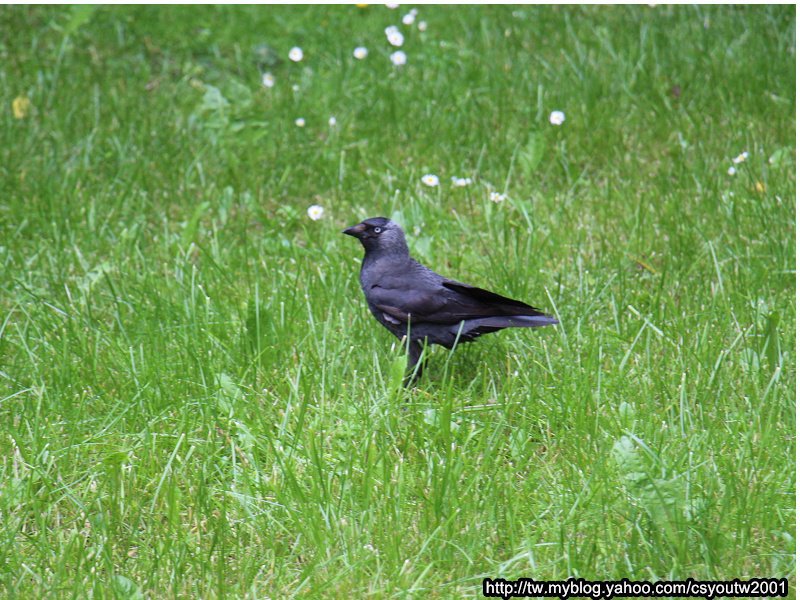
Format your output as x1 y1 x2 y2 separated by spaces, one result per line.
369 280 449 324
442 280 535 310
441 280 549 316
371 278 546 324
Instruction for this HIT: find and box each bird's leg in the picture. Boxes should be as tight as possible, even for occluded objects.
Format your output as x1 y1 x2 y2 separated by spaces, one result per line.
405 338 425 385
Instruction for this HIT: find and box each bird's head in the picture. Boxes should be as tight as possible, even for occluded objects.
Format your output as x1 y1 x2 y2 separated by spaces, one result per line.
342 217 409 255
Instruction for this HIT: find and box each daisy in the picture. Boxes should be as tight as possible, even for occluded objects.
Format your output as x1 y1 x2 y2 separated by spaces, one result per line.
489 191 507 203
402 11 416 25
353 46 368 60
727 166 736 176
328 116 337 127
390 50 407 66
421 174 439 187
261 72 275 88
733 151 749 164
307 205 324 220
451 176 472 187
288 47 304 62
295 117 306 127
385 3 399 8
386 27 404 47
549 110 566 126
417 21 427 32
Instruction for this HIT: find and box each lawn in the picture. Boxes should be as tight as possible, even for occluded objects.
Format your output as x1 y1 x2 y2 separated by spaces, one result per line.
0 5 795 598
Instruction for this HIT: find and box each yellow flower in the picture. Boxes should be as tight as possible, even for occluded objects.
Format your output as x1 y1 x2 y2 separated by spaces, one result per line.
12 96 31 119
755 181 765 194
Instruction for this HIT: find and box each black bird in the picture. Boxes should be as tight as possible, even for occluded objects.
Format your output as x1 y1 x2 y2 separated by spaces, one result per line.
343 217 558 380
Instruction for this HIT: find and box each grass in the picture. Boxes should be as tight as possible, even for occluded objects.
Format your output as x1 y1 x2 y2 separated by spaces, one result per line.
0 5 795 597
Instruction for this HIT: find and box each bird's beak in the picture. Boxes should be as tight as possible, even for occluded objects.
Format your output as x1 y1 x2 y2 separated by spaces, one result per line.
342 223 366 237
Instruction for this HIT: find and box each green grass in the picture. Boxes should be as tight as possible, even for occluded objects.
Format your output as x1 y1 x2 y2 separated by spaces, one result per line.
0 5 795 597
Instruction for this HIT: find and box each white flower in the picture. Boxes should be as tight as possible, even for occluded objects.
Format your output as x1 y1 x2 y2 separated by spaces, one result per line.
417 20 427 32
451 176 472 187
489 191 507 203
386 28 404 47
385 25 398 35
733 151 749 164
390 50 407 66
307 205 324 220
261 72 275 88
353 46 368 60
385 3 399 8
421 174 439 187
549 110 566 126
328 116 337 127
289 47 304 62
295 117 306 127
292 84 300 93
727 166 736 176
402 12 415 25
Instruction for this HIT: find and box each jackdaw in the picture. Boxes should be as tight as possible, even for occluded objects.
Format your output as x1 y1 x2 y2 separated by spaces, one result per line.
343 217 558 380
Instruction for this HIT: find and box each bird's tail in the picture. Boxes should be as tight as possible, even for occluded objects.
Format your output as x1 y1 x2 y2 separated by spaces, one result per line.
465 315 559 329
449 314 558 343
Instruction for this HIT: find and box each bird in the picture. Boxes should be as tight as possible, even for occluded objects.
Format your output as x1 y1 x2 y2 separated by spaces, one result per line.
343 217 558 381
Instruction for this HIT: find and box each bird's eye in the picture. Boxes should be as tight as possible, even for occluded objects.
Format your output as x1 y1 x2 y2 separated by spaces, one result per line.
373 227 382 233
